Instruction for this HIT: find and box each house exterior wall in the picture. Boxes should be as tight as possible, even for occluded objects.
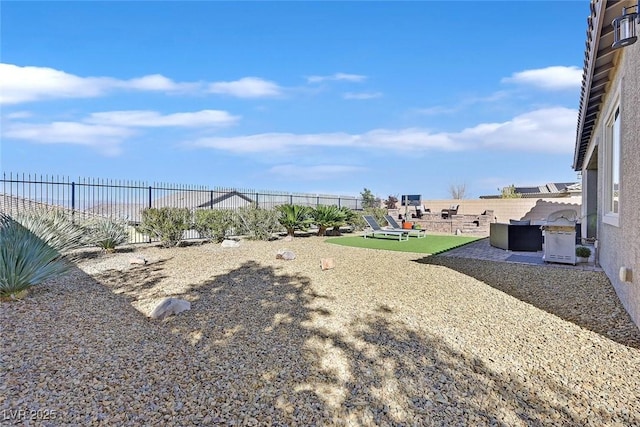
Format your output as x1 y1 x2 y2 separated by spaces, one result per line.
583 42 640 327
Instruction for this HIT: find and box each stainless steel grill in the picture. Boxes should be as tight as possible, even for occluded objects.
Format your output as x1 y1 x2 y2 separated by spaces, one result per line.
542 210 578 265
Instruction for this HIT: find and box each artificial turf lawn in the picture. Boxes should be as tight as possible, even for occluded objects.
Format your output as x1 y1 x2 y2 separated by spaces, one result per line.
325 234 482 254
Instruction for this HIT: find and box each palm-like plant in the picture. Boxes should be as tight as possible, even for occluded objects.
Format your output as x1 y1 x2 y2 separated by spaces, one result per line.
276 204 313 237
0 214 71 299
311 205 346 236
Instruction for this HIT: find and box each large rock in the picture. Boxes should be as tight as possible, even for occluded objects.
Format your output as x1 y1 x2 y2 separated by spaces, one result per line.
221 239 240 248
149 298 191 320
276 250 296 260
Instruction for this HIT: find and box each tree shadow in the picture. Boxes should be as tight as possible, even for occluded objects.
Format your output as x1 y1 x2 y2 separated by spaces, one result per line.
92 259 170 301
6 261 640 425
414 255 640 349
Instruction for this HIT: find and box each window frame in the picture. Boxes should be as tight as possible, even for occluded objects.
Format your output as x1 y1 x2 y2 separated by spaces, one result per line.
602 86 621 227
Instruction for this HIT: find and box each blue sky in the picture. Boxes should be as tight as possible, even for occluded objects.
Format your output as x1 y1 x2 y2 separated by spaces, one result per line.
1 1 589 199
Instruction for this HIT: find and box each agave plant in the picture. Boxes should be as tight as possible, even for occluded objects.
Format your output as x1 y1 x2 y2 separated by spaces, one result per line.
311 205 346 236
14 209 86 254
275 204 313 237
85 217 129 252
0 214 71 299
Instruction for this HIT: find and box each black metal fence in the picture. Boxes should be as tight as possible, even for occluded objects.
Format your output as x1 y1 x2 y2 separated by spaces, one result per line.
1 172 363 243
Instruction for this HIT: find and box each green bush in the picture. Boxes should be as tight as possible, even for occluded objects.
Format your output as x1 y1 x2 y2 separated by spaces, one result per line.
576 246 592 258
350 207 388 230
194 209 236 242
0 213 71 299
85 217 129 252
234 206 283 240
137 208 191 247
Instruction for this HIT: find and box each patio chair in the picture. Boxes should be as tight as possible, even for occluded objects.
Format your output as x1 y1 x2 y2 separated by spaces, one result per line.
441 204 459 219
384 215 427 238
362 215 409 241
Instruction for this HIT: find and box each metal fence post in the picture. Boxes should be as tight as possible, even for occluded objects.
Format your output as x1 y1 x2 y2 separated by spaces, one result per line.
148 186 152 209
255 192 259 208
71 181 76 223
210 190 214 209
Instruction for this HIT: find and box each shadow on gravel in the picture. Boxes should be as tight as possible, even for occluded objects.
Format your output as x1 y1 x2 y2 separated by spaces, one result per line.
152 261 639 425
5 262 639 425
92 259 170 300
414 255 640 349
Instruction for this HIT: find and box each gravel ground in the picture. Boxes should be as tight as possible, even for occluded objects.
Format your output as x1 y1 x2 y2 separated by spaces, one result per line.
2 236 640 426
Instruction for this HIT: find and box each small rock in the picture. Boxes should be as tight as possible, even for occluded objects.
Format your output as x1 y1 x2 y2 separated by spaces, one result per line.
321 258 335 270
283 235 294 242
129 256 148 265
276 250 296 260
221 239 240 248
149 298 191 320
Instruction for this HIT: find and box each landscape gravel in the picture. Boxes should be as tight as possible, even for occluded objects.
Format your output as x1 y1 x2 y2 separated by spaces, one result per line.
2 236 640 426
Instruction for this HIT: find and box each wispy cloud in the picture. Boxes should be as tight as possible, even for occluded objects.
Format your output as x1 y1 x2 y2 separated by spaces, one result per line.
188 107 578 155
207 77 282 98
0 63 283 104
502 66 582 90
415 91 509 116
343 92 382 100
85 110 239 127
268 164 368 180
3 109 239 155
3 122 134 156
306 72 367 84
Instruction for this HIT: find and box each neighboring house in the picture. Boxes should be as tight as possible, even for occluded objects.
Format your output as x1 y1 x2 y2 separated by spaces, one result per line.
479 182 581 199
573 0 640 327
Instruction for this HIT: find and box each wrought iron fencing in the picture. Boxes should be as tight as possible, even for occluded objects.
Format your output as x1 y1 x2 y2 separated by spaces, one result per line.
1 172 363 244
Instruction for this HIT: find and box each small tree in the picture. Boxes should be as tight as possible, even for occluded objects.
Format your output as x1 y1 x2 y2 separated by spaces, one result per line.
360 188 380 209
311 205 346 236
384 195 398 209
500 185 522 199
449 183 467 200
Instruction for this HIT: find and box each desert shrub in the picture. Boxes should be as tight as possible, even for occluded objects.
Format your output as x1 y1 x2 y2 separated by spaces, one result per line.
311 205 346 236
576 246 592 258
276 204 313 237
234 206 283 240
85 217 129 252
194 209 235 242
137 207 191 247
0 213 71 299
14 209 86 253
350 207 388 230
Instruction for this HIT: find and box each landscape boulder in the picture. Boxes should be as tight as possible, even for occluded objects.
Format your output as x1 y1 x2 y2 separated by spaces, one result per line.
276 250 296 260
129 256 148 265
221 239 240 248
321 258 335 270
149 298 191 320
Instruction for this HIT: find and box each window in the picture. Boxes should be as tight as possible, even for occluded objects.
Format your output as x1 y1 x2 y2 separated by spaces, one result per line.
603 96 621 226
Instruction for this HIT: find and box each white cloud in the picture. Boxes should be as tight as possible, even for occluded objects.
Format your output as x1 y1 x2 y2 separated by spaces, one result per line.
502 66 582 90
188 107 577 155
0 63 283 104
4 111 33 119
415 91 510 116
0 63 116 104
457 107 577 153
3 122 134 156
306 73 367 83
343 92 382 100
85 110 239 127
207 77 281 98
268 164 368 180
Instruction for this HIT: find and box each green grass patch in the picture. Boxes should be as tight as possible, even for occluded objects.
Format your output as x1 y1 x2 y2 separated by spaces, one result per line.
326 234 482 254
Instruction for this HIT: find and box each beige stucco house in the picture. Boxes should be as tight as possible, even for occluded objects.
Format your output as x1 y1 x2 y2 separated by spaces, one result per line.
573 0 640 327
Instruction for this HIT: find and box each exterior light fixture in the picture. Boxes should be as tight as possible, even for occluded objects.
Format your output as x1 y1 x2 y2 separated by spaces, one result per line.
612 1 639 49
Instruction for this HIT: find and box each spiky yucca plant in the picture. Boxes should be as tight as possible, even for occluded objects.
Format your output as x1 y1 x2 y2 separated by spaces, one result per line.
0 214 71 299
14 209 86 254
86 217 129 252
